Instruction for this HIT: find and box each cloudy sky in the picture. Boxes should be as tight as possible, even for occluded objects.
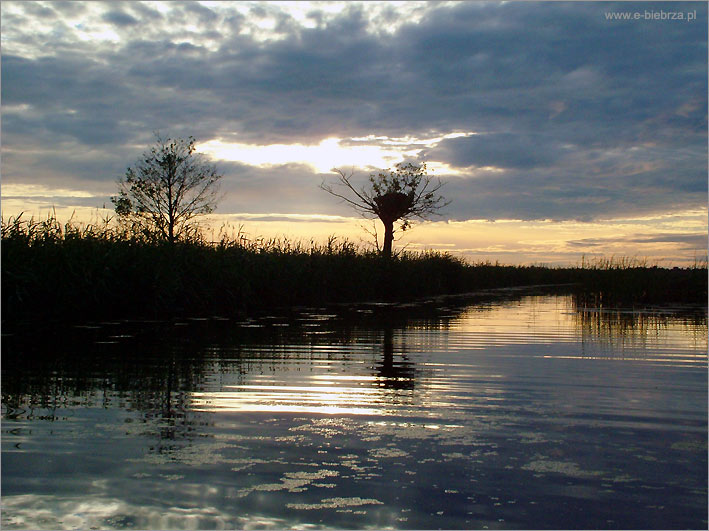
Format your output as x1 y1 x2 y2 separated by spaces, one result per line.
2 1 707 265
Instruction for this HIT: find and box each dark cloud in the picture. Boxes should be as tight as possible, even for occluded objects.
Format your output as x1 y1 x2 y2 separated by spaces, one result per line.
47 1 87 16
1 1 706 223
423 134 562 170
21 2 57 19
102 10 139 27
628 233 708 245
182 2 219 24
127 2 164 22
228 215 346 224
568 233 707 249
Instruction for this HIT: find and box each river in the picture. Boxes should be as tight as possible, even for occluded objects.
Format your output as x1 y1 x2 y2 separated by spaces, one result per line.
2 290 706 529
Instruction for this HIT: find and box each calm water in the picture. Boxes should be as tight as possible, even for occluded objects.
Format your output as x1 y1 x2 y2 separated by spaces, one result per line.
2 292 707 530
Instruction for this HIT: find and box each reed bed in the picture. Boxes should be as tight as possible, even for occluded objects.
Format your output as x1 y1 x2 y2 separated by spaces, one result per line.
2 214 706 322
570 255 707 307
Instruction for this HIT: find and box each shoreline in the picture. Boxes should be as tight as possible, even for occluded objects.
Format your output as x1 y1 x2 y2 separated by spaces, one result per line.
3 283 706 334
2 219 706 324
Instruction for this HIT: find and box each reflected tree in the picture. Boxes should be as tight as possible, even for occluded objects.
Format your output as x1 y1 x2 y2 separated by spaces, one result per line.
374 327 416 390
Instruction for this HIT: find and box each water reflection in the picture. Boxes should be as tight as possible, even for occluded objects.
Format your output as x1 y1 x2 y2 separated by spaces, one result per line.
191 326 417 415
2 292 707 530
2 294 706 429
375 328 416 390
573 305 708 361
2 300 459 418
3 295 706 427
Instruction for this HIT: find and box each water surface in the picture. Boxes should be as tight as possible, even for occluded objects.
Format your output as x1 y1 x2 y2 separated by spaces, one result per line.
2 292 707 529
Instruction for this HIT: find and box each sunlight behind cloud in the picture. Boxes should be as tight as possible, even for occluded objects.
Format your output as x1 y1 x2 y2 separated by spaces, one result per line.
223 1 433 36
198 137 403 173
75 26 121 43
198 132 477 174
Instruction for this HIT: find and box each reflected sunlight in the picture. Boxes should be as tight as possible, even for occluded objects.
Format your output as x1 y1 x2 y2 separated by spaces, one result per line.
189 381 389 415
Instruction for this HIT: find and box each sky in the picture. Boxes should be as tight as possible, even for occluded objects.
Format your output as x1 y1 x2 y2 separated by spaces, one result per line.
1 1 707 265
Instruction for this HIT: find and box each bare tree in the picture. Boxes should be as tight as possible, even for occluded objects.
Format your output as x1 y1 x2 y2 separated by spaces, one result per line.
320 162 449 257
112 134 222 242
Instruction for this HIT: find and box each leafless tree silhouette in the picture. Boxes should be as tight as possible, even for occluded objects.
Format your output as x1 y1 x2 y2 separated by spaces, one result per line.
320 162 449 257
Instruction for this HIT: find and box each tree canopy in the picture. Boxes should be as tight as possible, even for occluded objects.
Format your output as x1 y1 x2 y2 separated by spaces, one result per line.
112 135 222 242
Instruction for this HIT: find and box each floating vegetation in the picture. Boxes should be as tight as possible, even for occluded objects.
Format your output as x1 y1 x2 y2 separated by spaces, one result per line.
235 470 340 498
521 459 603 479
670 440 707 452
286 497 384 510
284 470 340 481
132 442 236 466
159 474 185 481
517 432 550 444
368 447 409 459
442 452 467 460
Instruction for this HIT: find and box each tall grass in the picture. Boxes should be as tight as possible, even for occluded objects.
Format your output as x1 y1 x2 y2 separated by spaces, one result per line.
570 254 707 307
2 214 706 322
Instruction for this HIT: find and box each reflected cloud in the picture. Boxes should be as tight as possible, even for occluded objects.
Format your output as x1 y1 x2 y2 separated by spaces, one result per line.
1 493 299 530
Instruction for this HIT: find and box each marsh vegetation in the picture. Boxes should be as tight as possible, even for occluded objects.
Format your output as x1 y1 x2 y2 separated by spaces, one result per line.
2 213 705 323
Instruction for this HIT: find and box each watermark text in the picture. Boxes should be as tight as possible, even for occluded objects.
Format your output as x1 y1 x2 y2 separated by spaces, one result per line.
605 9 697 22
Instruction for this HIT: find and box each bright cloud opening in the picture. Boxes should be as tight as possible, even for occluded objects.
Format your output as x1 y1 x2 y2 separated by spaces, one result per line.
198 137 402 173
198 132 476 174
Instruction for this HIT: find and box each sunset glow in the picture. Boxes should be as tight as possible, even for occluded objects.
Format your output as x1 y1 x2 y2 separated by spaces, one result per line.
1 1 706 265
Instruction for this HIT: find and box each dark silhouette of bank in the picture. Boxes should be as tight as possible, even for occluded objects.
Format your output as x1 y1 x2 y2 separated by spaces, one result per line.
2 212 706 324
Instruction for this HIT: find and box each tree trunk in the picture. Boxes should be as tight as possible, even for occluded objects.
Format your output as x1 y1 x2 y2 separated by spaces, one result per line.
382 219 394 258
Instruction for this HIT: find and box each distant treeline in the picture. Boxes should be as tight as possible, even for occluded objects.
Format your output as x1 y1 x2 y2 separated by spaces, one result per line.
2 215 706 322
